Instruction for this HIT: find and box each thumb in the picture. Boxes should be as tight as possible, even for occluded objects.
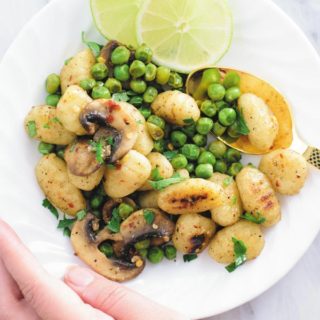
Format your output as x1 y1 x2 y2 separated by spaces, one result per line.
64 266 189 320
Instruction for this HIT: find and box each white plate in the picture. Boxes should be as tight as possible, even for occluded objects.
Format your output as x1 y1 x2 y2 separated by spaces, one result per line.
0 0 320 318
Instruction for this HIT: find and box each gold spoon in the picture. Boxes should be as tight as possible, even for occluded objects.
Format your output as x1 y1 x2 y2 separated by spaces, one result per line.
186 67 320 169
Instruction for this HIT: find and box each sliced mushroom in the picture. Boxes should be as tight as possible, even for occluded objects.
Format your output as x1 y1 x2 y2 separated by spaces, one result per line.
71 213 144 282
120 209 175 248
102 198 137 224
80 99 138 162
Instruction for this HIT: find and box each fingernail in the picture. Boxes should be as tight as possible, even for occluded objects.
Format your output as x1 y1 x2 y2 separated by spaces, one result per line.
66 266 94 288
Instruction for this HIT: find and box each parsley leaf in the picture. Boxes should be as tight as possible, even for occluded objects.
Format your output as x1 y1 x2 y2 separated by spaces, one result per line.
27 121 37 137
76 209 87 221
51 117 62 124
112 91 129 102
63 228 71 237
223 176 233 187
106 164 116 170
183 253 198 262
235 109 250 135
231 195 237 205
106 137 114 146
81 31 101 57
43 123 50 129
163 150 179 161
107 207 121 233
57 216 76 229
183 118 195 125
90 140 105 164
241 212 266 224
149 172 186 191
225 237 247 272
150 167 163 181
143 209 155 225
42 198 58 219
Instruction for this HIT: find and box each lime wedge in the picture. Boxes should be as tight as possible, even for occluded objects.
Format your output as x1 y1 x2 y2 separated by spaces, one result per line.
136 0 233 73
90 0 144 47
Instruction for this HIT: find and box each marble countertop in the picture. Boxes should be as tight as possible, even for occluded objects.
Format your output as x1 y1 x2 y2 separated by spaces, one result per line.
0 1 319 319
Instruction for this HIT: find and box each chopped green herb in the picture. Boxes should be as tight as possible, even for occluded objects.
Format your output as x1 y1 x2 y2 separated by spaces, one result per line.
106 164 116 170
163 150 179 161
76 209 87 221
112 91 129 102
149 172 186 191
223 176 233 187
51 117 62 124
63 228 71 237
150 167 163 181
231 195 237 205
241 212 266 224
43 123 50 129
143 209 155 225
235 109 250 135
69 140 77 152
225 237 247 272
42 198 58 219
106 136 114 146
90 140 104 164
183 118 195 125
27 121 37 137
57 216 76 229
64 57 73 65
126 90 137 96
183 253 198 262
107 207 121 233
81 31 101 57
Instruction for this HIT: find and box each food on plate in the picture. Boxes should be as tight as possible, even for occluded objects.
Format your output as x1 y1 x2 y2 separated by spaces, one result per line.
259 149 309 195
236 167 281 227
25 33 309 281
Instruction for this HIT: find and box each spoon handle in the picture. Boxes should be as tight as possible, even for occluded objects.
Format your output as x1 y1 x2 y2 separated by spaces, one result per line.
303 146 320 170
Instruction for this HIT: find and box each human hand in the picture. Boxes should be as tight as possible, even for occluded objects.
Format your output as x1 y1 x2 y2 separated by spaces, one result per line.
0 219 189 320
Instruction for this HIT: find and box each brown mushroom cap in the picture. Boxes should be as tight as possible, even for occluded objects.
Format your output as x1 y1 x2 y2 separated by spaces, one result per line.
71 213 144 282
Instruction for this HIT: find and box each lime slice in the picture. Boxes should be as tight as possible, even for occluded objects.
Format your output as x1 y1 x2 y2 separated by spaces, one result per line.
90 0 144 47
136 0 233 73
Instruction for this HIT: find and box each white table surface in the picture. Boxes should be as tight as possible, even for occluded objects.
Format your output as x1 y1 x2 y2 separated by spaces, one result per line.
0 1 319 319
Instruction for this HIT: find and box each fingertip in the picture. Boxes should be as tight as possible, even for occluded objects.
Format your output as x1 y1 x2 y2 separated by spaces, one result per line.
64 266 95 290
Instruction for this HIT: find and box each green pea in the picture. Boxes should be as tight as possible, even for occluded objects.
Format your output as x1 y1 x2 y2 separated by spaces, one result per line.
129 60 146 78
96 81 104 87
91 63 108 80
79 78 96 91
38 142 54 155
182 123 196 138
171 154 188 169
196 117 214 135
56 148 65 159
164 245 177 260
208 141 227 158
130 96 143 107
46 94 61 107
143 86 158 103
138 248 148 259
135 44 153 63
227 122 241 138
118 203 134 220
198 151 216 165
91 86 111 99
130 79 147 94
45 73 60 94
216 101 229 111
139 106 152 119
145 63 157 82
208 83 226 101
147 115 166 130
111 46 130 65
225 148 242 163
212 122 226 136
90 195 104 209
147 122 164 141
153 139 166 153
105 78 122 93
134 239 150 250
223 71 240 89
200 100 217 117
192 134 207 147
114 64 130 82
99 242 113 258
214 160 227 173
148 247 164 264
170 131 187 148
156 66 170 85
218 108 237 126
181 144 200 161
195 163 213 179
168 72 183 88
228 162 243 176
225 87 241 102
194 68 221 97
186 163 195 174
